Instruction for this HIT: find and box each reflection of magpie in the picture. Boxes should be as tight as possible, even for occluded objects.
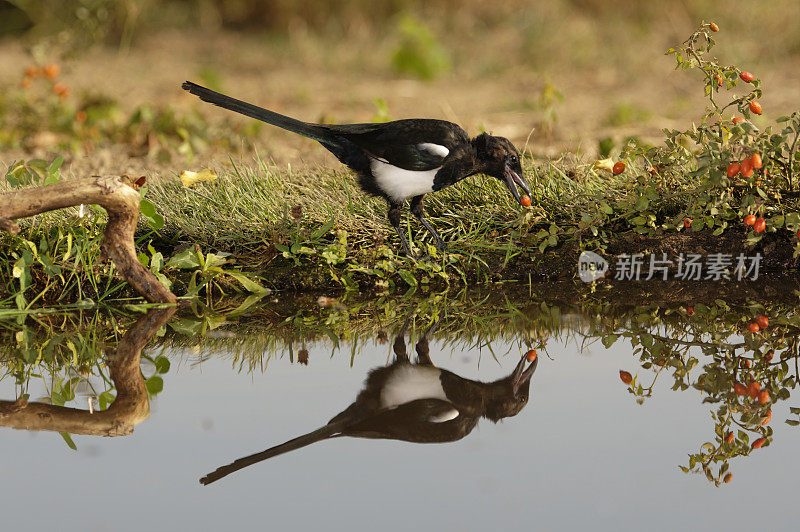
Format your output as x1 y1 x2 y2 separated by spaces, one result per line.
200 325 538 485
182 81 531 257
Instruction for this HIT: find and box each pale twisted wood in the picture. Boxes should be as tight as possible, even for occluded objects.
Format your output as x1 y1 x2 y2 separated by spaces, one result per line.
0 175 177 303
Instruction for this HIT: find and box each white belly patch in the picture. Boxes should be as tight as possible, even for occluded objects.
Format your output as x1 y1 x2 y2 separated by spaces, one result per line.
370 157 439 202
380 365 447 409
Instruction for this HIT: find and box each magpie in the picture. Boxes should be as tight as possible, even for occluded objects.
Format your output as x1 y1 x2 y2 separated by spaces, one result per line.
182 81 532 257
199 322 538 485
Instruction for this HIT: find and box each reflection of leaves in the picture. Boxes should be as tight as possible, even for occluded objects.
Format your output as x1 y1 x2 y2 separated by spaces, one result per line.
98 390 116 411
60 432 77 451
154 356 170 374
145 376 163 396
787 407 800 426
609 300 798 485
169 318 203 336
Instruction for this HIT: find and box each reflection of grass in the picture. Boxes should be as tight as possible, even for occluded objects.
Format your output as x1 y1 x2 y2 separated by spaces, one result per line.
3 291 798 481
160 294 800 486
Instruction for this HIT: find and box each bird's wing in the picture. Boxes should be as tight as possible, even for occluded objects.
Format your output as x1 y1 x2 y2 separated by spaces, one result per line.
322 119 470 171
343 399 459 431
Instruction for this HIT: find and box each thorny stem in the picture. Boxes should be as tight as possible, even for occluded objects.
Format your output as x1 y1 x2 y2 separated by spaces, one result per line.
788 127 800 189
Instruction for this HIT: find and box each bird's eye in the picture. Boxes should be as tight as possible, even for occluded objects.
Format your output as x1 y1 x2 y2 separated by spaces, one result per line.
509 154 518 164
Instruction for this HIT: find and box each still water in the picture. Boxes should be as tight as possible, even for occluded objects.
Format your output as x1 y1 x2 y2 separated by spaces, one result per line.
1 300 799 531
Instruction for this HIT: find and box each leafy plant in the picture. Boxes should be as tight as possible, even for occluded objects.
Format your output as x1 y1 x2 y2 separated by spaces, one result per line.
165 245 271 304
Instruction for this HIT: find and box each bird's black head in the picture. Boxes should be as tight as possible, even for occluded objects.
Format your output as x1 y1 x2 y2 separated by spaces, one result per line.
484 355 538 422
472 132 532 205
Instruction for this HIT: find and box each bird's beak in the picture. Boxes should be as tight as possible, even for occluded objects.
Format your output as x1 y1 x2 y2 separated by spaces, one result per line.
504 166 532 205
512 355 538 396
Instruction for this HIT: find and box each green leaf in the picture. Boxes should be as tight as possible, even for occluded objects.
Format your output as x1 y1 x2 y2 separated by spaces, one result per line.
60 432 78 450
204 252 229 269
635 196 650 211
166 249 201 269
397 269 418 287
599 202 613 215
311 218 335 240
48 156 64 174
139 198 164 230
150 252 164 272
12 258 26 278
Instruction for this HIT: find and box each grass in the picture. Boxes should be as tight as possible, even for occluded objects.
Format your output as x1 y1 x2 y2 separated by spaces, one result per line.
3 135 798 300
141 149 640 251
136 152 633 286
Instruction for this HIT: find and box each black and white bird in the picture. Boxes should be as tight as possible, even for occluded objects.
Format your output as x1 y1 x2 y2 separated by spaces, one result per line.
199 323 538 485
182 81 531 257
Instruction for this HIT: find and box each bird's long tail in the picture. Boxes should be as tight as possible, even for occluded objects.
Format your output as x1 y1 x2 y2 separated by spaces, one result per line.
199 419 349 485
182 81 332 143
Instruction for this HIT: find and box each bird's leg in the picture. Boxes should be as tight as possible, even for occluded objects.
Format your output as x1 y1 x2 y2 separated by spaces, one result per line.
410 195 448 253
393 334 409 363
392 315 413 363
415 319 440 366
414 336 433 366
388 202 416 258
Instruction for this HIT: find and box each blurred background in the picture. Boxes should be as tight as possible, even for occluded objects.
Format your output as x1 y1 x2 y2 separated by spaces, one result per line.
1 0 799 173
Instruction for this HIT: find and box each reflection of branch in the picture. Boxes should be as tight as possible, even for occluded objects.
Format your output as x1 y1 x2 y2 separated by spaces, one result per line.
0 175 177 303
0 307 175 436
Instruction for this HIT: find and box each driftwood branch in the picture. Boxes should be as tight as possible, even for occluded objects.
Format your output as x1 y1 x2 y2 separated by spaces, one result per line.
0 307 176 436
0 175 177 303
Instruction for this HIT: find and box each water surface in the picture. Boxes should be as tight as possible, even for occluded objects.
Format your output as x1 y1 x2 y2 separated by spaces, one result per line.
2 298 799 531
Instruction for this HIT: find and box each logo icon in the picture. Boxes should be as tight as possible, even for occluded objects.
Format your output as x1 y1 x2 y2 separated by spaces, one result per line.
578 251 608 283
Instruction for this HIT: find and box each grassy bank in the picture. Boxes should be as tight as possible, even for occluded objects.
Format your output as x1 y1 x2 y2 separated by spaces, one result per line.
3 22 800 306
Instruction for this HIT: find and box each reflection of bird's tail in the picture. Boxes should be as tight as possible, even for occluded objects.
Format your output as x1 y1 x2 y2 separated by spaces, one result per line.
199 419 349 485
